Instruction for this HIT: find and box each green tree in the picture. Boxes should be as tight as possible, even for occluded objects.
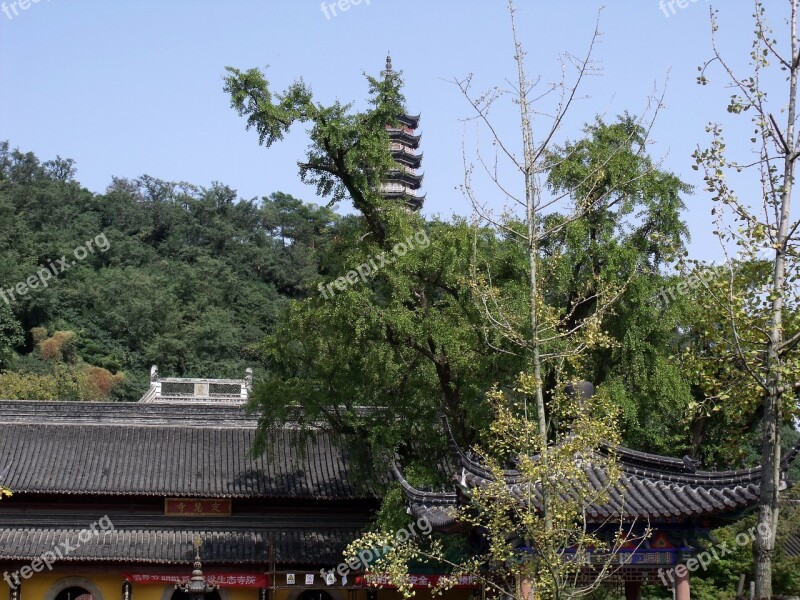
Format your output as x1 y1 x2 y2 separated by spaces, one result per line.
224 26 695 491
0 304 22 370
225 59 526 473
542 116 692 455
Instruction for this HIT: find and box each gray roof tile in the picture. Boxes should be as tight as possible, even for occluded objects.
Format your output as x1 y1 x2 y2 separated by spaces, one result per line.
396 418 800 526
0 401 374 499
0 526 360 565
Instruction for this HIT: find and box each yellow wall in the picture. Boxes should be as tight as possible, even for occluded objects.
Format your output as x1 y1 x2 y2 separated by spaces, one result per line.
1 571 260 600
2 572 474 600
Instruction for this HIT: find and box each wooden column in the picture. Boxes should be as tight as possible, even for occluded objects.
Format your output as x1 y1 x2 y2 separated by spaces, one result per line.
624 580 642 600
518 578 533 600
675 567 691 600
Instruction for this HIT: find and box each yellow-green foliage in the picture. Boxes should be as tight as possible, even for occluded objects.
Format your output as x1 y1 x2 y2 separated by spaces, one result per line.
0 370 61 400
0 330 124 401
347 373 638 600
676 259 800 462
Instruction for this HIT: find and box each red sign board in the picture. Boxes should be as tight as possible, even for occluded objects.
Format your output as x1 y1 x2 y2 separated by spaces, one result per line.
357 574 479 589
164 499 232 517
122 573 268 588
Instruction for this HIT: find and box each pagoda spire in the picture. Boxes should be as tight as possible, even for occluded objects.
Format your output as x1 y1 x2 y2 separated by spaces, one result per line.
379 56 425 211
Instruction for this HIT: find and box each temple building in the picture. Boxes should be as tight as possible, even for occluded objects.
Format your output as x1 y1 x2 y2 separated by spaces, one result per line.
395 417 800 600
380 56 425 211
1 370 798 600
0 369 475 600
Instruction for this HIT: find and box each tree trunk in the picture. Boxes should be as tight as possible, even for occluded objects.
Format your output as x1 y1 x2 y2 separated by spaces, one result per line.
754 394 781 599
754 6 797 597
513 4 552 539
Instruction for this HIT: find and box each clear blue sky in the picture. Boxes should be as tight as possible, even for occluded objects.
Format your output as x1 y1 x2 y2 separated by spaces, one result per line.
0 1 774 262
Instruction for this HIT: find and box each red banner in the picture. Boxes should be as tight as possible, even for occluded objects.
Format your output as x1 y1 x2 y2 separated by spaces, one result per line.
357 574 479 589
123 573 268 588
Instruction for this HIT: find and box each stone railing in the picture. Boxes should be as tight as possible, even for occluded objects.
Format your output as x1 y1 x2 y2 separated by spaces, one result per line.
139 367 252 405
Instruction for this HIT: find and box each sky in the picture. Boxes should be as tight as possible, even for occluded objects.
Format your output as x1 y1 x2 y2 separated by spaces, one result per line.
0 0 785 262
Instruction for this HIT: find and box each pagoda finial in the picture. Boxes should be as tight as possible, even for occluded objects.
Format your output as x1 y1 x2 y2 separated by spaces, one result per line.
386 53 393 73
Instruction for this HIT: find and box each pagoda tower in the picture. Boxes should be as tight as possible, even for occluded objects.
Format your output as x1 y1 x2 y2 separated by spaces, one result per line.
381 55 425 210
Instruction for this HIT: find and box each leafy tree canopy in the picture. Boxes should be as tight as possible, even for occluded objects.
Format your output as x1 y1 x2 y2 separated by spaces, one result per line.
0 141 337 399
225 65 698 481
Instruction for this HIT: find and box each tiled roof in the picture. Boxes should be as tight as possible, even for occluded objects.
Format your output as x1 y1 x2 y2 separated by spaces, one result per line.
0 523 360 566
0 401 375 499
396 418 800 527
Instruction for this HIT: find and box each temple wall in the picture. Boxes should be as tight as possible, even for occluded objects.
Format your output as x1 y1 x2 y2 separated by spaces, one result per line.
2 572 123 600
0 572 259 600
1 572 474 600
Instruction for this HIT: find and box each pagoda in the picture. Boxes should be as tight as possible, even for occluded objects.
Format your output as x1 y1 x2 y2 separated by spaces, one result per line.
380 56 425 211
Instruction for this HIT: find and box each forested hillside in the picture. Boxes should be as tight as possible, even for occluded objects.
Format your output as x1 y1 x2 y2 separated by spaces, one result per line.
0 141 337 400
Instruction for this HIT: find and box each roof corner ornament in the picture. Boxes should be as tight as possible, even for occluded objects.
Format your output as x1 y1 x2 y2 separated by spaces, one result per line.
682 455 701 473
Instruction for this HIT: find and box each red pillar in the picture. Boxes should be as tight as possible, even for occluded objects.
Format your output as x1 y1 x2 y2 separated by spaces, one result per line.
624 580 642 600
675 566 691 600
520 578 533 600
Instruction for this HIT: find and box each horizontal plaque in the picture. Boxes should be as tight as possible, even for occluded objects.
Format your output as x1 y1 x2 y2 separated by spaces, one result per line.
164 498 232 516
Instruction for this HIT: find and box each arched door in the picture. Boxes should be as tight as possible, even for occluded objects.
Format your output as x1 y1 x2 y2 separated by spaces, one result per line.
170 590 223 600
297 591 335 600
55 587 93 600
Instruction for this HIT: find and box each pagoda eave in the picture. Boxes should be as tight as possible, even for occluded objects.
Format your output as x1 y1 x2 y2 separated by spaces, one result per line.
387 130 421 148
383 191 426 210
393 153 423 169
398 114 421 129
388 171 423 188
